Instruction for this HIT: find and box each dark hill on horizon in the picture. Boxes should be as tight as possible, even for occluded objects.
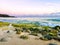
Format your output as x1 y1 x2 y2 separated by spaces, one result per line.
0 14 14 17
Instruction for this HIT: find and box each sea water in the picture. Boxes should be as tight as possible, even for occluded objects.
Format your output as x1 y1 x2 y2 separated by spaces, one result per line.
0 17 60 27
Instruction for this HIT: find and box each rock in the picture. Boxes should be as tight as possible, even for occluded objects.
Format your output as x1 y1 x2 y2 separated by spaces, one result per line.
0 37 11 42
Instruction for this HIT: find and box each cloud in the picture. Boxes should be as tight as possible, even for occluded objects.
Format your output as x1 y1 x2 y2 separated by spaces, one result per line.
0 0 60 15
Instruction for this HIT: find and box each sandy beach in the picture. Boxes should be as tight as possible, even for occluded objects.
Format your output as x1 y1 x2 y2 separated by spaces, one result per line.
0 38 60 45
0 32 60 45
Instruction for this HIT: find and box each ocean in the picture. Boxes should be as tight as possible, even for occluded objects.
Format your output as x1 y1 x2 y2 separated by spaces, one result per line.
0 17 60 27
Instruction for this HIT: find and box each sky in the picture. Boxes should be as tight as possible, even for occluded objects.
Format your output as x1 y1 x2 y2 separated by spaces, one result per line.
0 0 60 16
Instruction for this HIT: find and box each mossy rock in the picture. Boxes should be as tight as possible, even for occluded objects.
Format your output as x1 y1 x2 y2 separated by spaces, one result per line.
40 37 48 41
48 43 57 45
16 30 21 34
20 35 29 39
29 32 38 36
0 38 8 42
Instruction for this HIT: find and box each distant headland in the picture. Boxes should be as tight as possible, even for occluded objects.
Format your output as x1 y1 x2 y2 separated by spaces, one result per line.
0 14 14 17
